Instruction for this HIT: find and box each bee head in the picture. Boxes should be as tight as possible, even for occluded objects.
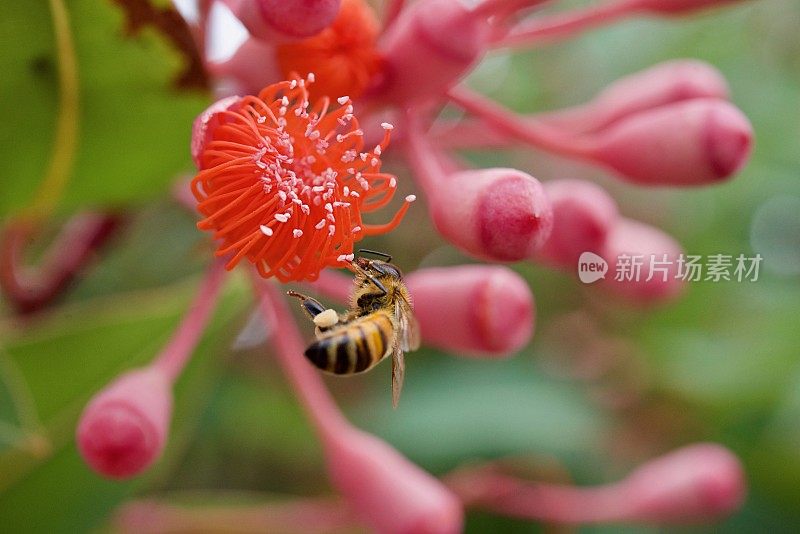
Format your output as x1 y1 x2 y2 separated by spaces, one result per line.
355 258 403 279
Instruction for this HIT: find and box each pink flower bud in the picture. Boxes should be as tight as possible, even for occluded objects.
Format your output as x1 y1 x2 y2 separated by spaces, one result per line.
635 0 745 15
225 0 341 41
542 60 730 135
620 443 746 522
407 265 534 357
324 426 463 534
537 180 619 267
77 367 172 479
600 218 685 303
428 168 553 262
447 443 744 524
591 98 752 186
191 95 243 167
208 37 281 96
375 0 491 104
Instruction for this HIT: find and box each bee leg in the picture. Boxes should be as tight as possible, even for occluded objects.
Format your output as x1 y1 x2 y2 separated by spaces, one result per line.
287 291 341 334
286 290 327 320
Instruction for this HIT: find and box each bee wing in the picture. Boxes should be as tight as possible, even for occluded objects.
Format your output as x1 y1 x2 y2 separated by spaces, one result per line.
395 298 421 352
391 296 419 409
391 341 405 409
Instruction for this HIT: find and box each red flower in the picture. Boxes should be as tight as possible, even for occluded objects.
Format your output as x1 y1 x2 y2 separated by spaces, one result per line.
191 77 413 282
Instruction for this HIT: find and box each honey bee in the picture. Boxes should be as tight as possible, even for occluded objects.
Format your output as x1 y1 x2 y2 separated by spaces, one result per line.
287 251 420 407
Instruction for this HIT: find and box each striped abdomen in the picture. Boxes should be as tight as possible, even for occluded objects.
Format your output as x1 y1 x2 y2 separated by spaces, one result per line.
304 311 395 374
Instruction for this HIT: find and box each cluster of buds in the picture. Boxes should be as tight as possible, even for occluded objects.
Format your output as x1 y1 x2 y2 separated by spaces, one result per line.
207 0 752 302
75 0 758 531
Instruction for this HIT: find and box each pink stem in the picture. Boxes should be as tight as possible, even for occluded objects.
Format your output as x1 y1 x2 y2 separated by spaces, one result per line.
494 0 640 48
449 468 631 523
446 86 595 158
429 117 514 149
153 258 228 382
251 275 349 437
431 107 597 149
401 109 448 199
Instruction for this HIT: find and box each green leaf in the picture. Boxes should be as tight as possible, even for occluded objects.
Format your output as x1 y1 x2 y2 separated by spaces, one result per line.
0 0 208 217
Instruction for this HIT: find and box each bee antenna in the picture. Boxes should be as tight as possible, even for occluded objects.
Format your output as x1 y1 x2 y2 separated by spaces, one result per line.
357 249 392 262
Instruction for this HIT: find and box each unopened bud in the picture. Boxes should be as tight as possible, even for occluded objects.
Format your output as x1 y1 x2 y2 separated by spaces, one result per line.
537 179 618 267
600 218 685 303
446 442 744 524
225 0 342 41
620 443 746 522
408 265 534 356
375 0 491 104
429 168 553 262
324 427 463 534
77 367 172 479
591 99 752 186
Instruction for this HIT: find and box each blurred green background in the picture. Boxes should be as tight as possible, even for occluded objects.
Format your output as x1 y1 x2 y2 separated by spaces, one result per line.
1 0 799 532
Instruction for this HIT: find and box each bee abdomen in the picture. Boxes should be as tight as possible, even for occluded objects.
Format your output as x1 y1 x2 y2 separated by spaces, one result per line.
304 317 392 375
